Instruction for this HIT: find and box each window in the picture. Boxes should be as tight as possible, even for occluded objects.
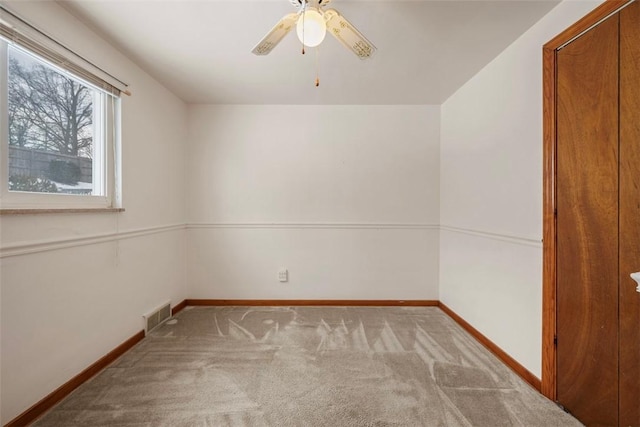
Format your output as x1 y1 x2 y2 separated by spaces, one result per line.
0 10 123 210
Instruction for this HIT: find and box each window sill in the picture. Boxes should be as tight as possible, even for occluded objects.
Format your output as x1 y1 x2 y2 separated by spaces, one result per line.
0 207 125 215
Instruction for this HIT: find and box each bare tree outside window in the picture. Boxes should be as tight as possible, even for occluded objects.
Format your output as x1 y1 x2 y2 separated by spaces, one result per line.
7 47 95 194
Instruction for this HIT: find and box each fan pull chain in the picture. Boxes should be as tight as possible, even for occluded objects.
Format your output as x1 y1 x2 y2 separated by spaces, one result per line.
301 7 306 54
315 46 320 87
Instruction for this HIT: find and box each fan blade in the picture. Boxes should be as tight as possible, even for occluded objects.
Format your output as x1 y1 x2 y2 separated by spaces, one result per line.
324 9 376 60
251 13 299 56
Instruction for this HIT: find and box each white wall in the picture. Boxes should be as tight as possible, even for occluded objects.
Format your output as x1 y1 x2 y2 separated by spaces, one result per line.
0 2 188 423
187 105 439 300
439 0 601 379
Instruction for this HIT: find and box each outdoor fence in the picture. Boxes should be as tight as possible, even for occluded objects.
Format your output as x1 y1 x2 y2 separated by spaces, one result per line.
8 146 92 183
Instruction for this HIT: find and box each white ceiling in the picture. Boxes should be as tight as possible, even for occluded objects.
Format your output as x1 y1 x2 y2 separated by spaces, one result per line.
59 0 559 104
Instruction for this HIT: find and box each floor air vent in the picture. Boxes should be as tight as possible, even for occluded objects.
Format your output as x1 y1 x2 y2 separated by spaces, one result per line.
143 301 172 334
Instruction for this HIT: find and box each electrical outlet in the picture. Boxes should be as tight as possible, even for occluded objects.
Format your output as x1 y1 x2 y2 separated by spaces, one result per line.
278 269 288 282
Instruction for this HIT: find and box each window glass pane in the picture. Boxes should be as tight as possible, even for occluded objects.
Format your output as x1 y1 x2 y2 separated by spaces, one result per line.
7 45 101 195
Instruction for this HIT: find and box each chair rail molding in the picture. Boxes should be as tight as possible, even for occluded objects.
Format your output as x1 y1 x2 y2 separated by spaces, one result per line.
0 223 185 258
440 225 542 247
186 222 439 230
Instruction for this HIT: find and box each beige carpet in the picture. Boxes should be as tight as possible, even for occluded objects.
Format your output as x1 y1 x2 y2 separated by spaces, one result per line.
35 306 581 426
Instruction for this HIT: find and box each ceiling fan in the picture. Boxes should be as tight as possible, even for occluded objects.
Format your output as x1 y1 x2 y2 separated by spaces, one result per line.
251 0 377 60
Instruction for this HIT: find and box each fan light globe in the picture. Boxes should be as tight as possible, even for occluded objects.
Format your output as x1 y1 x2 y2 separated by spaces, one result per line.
296 9 326 47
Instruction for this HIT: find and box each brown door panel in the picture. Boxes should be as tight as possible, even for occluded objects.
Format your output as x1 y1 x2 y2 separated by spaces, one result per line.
619 3 640 426
556 14 619 427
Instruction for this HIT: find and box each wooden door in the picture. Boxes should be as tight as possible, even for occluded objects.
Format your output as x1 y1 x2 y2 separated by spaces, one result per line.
556 15 620 426
619 3 640 426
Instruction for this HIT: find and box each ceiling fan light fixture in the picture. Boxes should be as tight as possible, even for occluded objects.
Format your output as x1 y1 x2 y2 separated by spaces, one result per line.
296 8 326 47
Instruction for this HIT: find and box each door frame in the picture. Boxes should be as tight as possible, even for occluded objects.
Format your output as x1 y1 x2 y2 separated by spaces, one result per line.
541 0 633 400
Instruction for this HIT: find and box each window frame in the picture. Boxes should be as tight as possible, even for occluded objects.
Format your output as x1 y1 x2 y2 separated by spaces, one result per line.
0 40 121 211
